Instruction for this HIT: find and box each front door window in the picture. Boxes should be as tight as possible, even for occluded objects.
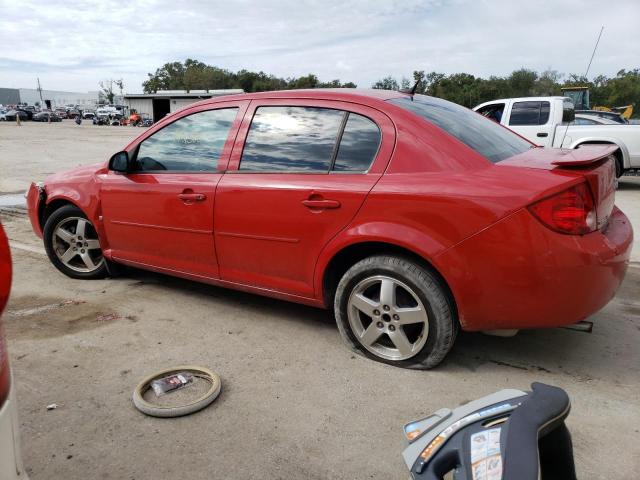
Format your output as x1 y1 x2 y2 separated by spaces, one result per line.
135 108 238 172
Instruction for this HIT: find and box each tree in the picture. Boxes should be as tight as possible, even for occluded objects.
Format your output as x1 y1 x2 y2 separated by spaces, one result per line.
532 69 562 96
507 69 538 97
371 67 640 117
372 76 399 91
99 79 117 104
142 59 357 93
289 74 319 89
114 79 124 99
142 62 186 93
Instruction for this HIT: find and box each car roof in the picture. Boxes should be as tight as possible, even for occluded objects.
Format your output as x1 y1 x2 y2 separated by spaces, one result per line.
193 88 407 108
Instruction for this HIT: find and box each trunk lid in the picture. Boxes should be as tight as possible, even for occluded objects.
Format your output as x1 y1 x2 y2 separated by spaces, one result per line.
499 145 618 230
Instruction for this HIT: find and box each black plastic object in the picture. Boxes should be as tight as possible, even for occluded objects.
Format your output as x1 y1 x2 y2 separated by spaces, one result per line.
407 382 577 480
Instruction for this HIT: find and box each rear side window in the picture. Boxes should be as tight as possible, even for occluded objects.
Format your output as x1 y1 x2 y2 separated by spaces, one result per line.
509 101 551 126
240 106 344 172
390 96 532 163
333 113 381 172
477 103 506 123
134 108 238 172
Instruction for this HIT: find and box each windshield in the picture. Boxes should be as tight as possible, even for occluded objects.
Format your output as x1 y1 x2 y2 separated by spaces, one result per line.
389 95 533 163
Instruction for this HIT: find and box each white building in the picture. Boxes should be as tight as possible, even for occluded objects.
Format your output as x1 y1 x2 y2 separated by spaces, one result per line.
0 88 100 109
124 89 243 123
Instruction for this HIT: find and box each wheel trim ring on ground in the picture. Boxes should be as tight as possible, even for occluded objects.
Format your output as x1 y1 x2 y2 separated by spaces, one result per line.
51 216 104 273
347 275 430 361
132 366 222 418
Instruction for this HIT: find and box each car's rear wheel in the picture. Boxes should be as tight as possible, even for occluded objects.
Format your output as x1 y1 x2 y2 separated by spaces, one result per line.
43 205 107 279
614 154 624 178
334 255 457 369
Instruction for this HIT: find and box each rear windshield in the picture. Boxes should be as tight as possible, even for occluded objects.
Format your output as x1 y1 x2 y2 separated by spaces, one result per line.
389 95 533 163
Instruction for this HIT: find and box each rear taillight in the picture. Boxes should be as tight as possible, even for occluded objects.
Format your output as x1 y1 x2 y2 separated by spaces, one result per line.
0 224 12 407
528 182 597 235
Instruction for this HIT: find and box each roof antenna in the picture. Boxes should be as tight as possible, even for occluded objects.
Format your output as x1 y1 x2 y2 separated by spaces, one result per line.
400 80 420 97
560 25 604 149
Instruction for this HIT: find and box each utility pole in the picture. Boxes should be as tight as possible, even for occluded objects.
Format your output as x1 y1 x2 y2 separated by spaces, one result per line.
37 77 44 103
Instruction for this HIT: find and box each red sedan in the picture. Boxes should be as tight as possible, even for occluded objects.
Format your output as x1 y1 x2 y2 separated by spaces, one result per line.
26 90 633 368
0 223 27 478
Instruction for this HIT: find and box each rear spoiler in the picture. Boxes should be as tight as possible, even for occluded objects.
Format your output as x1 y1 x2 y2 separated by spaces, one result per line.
551 145 618 167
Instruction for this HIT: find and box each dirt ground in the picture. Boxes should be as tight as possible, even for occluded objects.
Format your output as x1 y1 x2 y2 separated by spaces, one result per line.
1 121 639 479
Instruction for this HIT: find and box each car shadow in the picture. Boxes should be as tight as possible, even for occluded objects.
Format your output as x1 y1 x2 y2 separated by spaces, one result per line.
116 265 638 382
120 266 334 329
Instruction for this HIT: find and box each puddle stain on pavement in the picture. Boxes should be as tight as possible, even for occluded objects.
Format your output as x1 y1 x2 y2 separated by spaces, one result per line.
5 295 123 339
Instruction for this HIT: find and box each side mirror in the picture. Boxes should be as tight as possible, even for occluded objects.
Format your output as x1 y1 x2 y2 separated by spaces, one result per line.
562 105 575 123
109 151 130 173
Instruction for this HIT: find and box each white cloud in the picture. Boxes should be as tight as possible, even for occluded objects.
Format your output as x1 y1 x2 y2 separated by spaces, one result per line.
0 0 638 92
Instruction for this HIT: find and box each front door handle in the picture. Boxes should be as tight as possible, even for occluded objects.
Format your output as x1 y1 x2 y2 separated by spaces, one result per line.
178 193 207 203
302 199 341 209
536 132 548 137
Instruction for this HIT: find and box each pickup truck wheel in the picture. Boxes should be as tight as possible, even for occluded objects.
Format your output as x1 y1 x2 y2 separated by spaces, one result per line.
334 255 458 369
43 205 108 279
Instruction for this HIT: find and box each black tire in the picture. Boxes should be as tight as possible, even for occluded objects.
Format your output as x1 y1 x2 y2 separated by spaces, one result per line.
614 153 624 178
43 205 108 279
334 255 458 369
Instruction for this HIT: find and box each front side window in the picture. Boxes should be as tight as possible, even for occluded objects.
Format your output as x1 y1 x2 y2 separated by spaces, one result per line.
135 108 238 172
390 96 532 164
239 106 344 172
509 101 551 126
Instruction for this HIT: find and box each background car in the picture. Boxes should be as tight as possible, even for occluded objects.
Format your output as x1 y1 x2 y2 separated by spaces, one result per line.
82 111 95 120
22 105 36 116
26 90 632 369
32 111 62 122
4 110 29 122
0 109 6 121
573 113 623 125
66 109 81 119
0 222 28 479
575 109 628 124
54 109 67 119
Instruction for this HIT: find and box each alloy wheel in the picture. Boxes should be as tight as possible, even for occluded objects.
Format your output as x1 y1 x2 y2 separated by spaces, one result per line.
51 217 104 273
347 275 429 361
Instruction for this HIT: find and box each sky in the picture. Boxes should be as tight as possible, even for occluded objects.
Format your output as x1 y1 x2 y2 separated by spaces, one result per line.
0 0 638 94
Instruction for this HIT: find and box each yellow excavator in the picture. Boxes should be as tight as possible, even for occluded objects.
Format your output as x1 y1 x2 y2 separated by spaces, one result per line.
561 86 633 121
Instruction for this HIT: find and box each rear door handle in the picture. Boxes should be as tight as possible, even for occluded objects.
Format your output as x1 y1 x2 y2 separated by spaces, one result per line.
302 199 341 209
536 132 548 137
178 193 207 202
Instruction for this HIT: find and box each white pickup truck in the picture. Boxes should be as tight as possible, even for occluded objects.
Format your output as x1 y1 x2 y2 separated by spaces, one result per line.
474 96 640 176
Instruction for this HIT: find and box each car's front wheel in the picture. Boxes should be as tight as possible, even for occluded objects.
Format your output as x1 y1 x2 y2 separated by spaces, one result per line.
334 255 457 369
43 205 107 279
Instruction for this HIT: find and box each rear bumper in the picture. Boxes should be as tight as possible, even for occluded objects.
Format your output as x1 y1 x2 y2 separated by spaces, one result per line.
26 182 44 239
0 384 27 480
435 206 633 331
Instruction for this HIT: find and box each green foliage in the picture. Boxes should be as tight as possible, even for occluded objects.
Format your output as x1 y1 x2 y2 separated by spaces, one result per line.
373 68 640 116
142 59 357 94
99 78 122 104
372 76 399 91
